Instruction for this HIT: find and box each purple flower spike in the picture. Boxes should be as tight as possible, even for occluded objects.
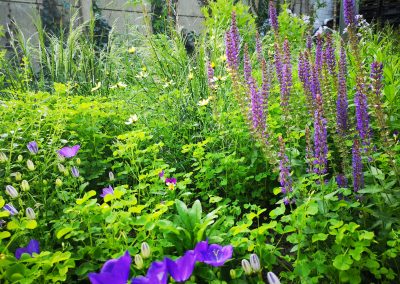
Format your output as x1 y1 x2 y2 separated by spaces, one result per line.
131 260 168 284
4 203 18 215
194 240 233 267
58 145 80 158
100 186 114 198
27 141 38 154
269 1 279 32
337 45 348 136
15 239 40 260
343 0 356 26
166 250 197 282
352 139 364 192
89 251 131 284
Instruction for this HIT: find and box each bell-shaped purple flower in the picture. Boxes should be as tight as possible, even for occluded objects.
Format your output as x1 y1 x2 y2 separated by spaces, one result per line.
71 166 80 178
58 145 80 158
165 250 197 282
27 141 38 154
100 186 114 198
194 240 233 267
15 239 40 259
131 260 168 284
4 203 18 215
88 251 131 284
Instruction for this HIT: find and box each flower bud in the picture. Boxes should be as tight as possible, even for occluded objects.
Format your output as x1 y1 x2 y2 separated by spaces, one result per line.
5 185 18 198
134 254 144 269
25 207 36 219
27 159 35 171
250 254 261 272
71 166 79 178
267 272 281 284
11 172 22 181
42 179 48 185
230 269 237 279
27 141 38 154
17 155 23 162
109 171 115 181
241 259 252 275
141 242 151 258
58 163 66 173
21 180 30 191
4 203 18 215
0 152 7 162
76 158 81 165
55 178 63 187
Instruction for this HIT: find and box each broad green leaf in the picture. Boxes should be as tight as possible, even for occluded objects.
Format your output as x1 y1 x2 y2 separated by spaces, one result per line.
333 254 353 271
209 195 222 203
25 220 37 229
175 199 192 230
312 233 328 242
76 190 96 205
7 220 19 230
0 231 11 240
129 205 146 214
269 203 285 219
358 186 383 194
56 227 74 239
0 210 10 218
306 202 318 215
370 166 384 180
0 196 4 208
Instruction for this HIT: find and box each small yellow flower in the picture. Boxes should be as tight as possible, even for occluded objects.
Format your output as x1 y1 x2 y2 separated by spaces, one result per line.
198 98 210 107
219 54 227 62
128 47 136 54
91 81 101 92
210 61 216 68
188 72 194 80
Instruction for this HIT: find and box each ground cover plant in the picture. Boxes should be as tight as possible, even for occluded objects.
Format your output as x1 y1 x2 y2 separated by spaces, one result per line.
0 0 399 283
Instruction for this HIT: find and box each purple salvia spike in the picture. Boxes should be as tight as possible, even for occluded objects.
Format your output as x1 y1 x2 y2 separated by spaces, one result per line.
207 61 215 89
255 31 263 63
230 11 240 70
310 64 322 101
354 84 371 145
305 126 314 173
260 58 271 130
269 1 279 32
352 138 364 192
274 43 283 84
306 35 312 50
278 136 293 195
336 45 348 136
313 94 328 175
323 34 336 76
315 35 323 73
243 44 253 83
343 0 356 26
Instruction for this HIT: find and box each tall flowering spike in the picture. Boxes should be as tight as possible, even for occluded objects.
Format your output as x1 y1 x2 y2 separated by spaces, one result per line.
370 61 385 131
299 51 313 104
352 138 364 192
269 1 279 32
343 0 356 26
225 11 240 71
260 58 271 124
230 11 240 60
310 64 322 101
313 94 328 175
278 136 293 195
354 84 371 145
88 251 131 284
306 35 312 50
255 31 263 63
337 45 348 136
243 44 253 83
207 61 215 89
336 174 348 188
305 126 314 173
323 34 336 76
274 43 283 84
280 39 292 109
315 35 323 73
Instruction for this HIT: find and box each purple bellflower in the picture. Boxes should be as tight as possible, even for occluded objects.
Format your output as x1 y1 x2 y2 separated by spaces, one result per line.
4 203 18 215
100 186 114 198
58 145 80 158
27 141 38 154
194 240 233 267
71 166 80 178
166 250 197 282
15 239 40 260
88 251 131 284
131 260 168 284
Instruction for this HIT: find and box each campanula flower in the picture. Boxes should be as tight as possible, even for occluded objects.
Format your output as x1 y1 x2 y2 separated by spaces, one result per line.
194 240 233 267
4 203 18 215
5 185 18 198
27 159 35 171
134 254 144 269
15 239 40 260
241 259 252 275
100 186 114 198
88 251 131 284
267 271 281 284
131 260 168 284
25 207 36 220
165 250 197 282
71 166 80 178
21 180 30 191
58 145 80 158
27 141 38 154
250 254 261 272
141 242 151 259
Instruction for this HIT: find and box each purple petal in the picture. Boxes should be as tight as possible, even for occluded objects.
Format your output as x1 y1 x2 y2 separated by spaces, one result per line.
58 145 80 158
165 177 177 185
131 260 168 284
194 240 208 262
27 141 38 154
27 239 40 255
203 244 233 267
89 251 131 284
4 203 18 215
100 186 114 198
158 170 164 178
15 247 28 260
166 250 196 282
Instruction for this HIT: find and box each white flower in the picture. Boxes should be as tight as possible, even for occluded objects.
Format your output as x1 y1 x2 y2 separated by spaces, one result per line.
125 114 138 125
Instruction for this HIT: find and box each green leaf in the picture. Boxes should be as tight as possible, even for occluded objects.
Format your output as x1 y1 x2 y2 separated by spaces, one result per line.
370 166 384 180
56 227 74 239
209 195 222 203
269 203 285 219
0 210 10 218
0 231 11 240
25 220 37 229
333 254 353 271
76 190 96 205
306 202 318 215
7 220 19 230
358 185 383 194
312 233 328 242
175 199 192 230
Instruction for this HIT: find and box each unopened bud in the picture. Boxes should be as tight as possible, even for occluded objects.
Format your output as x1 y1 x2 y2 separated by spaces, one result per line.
109 171 115 181
17 155 23 162
134 254 144 269
230 269 237 279
11 172 22 181
21 180 30 191
76 158 81 165
250 254 261 272
58 164 66 173
5 185 18 198
42 179 48 185
267 272 281 284
55 178 63 187
71 166 79 178
0 152 7 162
27 159 35 171
241 259 252 275
25 207 36 219
141 242 151 258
